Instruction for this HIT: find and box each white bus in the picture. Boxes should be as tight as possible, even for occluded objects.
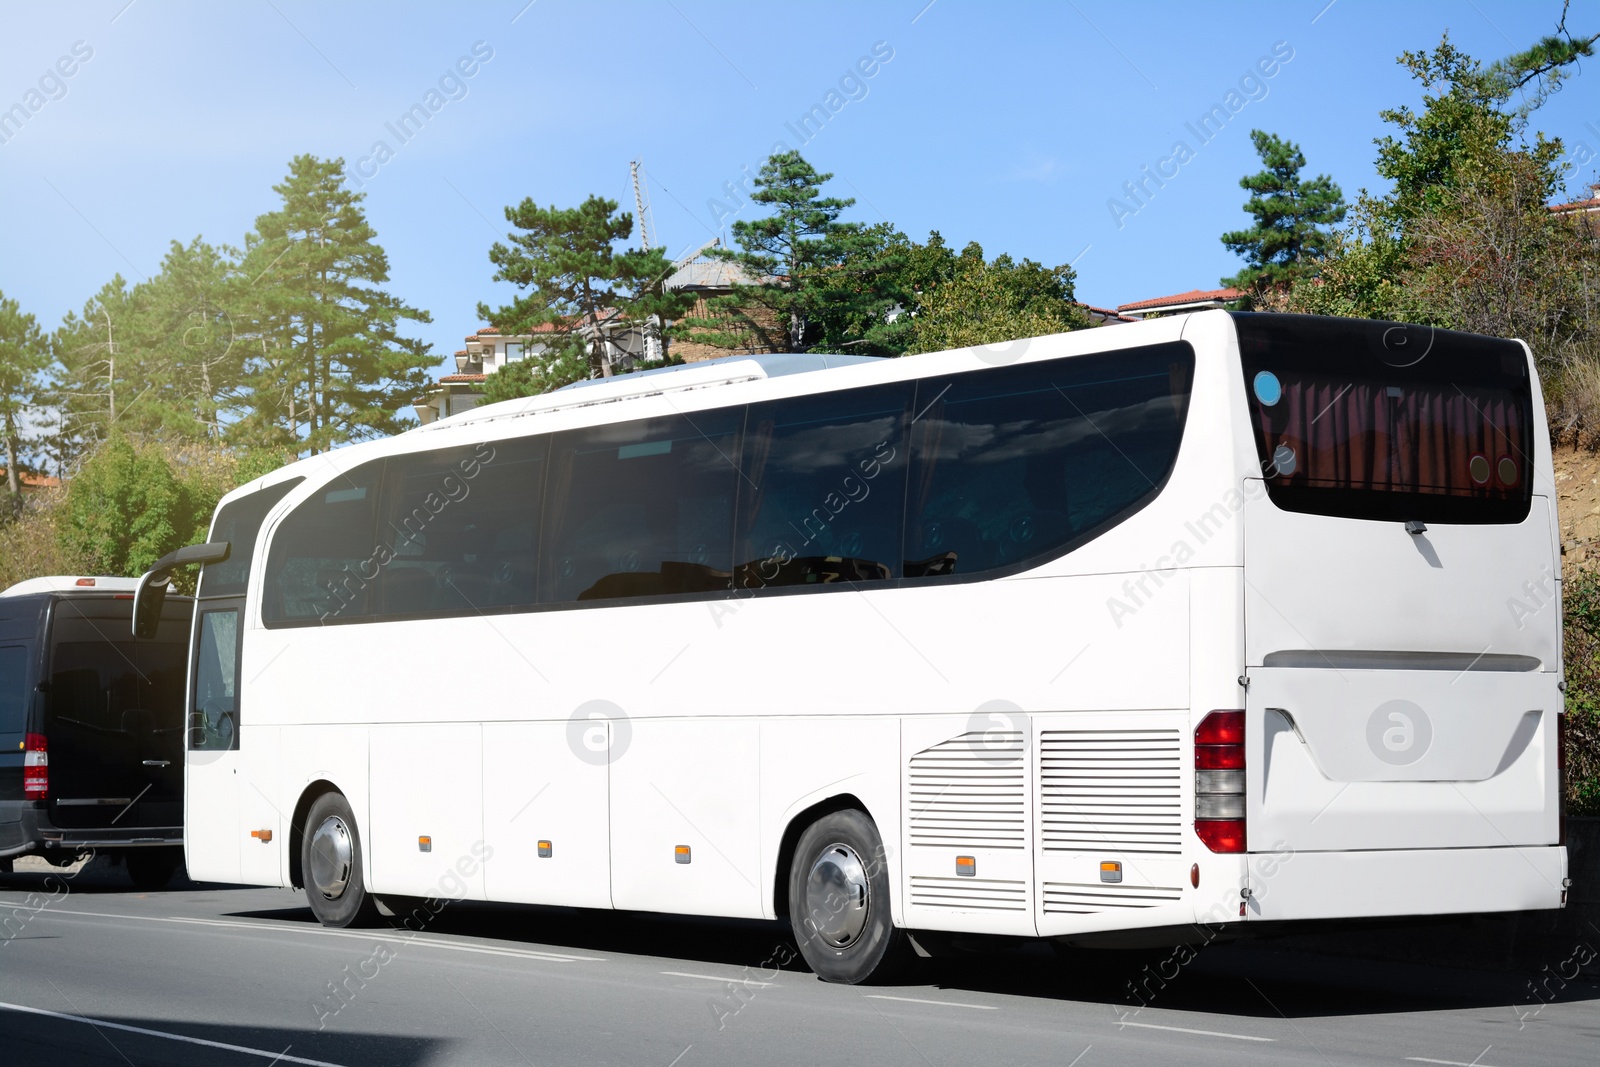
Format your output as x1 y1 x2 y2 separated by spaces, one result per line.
139 310 1568 983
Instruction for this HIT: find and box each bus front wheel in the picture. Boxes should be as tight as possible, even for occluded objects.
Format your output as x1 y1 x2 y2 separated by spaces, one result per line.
788 810 909 984
302 792 378 928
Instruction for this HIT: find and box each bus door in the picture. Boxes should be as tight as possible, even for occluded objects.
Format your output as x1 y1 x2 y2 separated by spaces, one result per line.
186 478 302 886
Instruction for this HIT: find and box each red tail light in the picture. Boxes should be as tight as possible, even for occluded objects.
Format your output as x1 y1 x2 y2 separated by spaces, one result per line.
23 733 48 800
1195 711 1245 853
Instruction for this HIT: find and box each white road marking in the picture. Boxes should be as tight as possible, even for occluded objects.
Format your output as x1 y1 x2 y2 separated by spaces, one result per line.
863 994 998 1010
0 1000 352 1066
660 971 773 987
1116 1020 1274 1042
1406 1059 1505 1067
2 905 602 963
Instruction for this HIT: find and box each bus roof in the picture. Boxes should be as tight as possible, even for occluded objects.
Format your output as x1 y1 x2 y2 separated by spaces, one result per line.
413 352 885 434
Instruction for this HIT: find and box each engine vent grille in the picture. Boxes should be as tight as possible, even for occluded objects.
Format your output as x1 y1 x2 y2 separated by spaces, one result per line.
910 876 1028 912
1042 881 1183 915
1039 728 1182 854
908 731 1026 850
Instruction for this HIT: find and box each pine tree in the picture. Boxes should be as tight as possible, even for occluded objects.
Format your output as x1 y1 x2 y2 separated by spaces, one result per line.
52 276 141 465
237 155 433 453
0 292 53 517
682 152 894 354
478 195 689 379
1221 131 1347 300
142 238 246 440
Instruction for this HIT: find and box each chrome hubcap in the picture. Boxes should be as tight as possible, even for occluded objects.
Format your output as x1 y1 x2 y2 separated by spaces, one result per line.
806 842 870 947
309 815 354 900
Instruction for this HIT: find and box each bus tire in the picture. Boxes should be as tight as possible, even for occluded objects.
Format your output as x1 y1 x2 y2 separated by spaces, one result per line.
788 809 909 984
126 847 182 891
302 792 378 928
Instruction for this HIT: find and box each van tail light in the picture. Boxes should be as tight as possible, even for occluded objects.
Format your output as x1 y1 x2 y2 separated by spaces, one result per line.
1557 711 1567 847
23 733 48 800
1196 711 1245 853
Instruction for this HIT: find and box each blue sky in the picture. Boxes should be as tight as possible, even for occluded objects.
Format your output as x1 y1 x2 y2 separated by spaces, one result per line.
3 0 1598 385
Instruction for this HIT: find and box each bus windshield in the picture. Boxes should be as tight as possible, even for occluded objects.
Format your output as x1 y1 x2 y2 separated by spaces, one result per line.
1232 313 1534 524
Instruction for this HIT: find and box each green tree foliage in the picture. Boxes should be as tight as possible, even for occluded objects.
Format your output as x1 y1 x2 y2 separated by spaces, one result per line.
58 436 203 576
682 152 904 355
0 291 53 518
1220 131 1347 300
143 238 246 439
237 155 433 453
477 336 592 402
50 242 243 462
478 195 689 379
906 237 1090 353
1287 25 1600 373
1561 566 1600 814
52 275 142 464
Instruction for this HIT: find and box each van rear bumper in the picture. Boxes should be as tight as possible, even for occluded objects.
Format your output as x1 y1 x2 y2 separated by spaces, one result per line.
1247 845 1567 922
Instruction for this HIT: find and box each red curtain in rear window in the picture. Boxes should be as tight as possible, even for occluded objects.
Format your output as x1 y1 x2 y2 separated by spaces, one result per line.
1260 378 1526 498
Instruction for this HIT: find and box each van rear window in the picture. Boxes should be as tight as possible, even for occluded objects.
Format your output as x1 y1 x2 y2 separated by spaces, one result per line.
1233 314 1534 524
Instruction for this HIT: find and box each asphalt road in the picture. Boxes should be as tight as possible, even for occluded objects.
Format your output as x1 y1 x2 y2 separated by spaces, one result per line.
1 859 1596 1067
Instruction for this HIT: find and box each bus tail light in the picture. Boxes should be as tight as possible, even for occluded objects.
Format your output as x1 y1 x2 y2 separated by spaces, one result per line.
1195 711 1245 853
23 733 48 800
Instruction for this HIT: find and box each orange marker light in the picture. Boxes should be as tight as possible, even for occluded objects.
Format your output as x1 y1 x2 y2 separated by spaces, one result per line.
537 840 553 858
956 855 976 877
250 829 272 843
1100 861 1122 884
418 836 432 853
675 845 692 864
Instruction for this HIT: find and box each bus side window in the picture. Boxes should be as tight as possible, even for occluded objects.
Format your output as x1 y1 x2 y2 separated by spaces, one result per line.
262 463 383 625
905 345 1193 578
735 383 911 589
542 411 741 605
372 438 544 617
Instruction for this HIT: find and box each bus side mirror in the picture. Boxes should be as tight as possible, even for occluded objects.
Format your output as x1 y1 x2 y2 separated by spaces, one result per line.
133 541 231 639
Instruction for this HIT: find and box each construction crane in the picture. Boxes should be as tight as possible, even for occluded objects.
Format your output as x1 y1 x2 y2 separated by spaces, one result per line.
629 158 656 251
629 158 662 362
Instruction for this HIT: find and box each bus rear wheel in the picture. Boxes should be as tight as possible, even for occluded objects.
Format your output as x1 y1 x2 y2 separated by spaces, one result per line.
302 792 378 928
788 809 909 984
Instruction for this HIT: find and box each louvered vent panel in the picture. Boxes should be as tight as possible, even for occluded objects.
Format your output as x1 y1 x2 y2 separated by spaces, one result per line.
911 876 1028 912
908 731 1026 850
1039 728 1182 854
1042 881 1183 915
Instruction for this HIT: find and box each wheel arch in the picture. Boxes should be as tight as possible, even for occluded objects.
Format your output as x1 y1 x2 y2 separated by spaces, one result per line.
773 792 878 919
288 779 344 891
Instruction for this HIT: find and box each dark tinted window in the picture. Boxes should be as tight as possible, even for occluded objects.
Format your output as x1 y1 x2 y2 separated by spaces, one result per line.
543 411 741 603
0 645 28 734
1233 314 1534 524
198 478 305 599
263 463 384 624
905 343 1194 578
47 602 188 734
374 440 542 616
737 384 910 589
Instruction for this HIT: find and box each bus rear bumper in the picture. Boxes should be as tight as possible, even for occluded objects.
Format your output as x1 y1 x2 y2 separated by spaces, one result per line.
1246 845 1567 922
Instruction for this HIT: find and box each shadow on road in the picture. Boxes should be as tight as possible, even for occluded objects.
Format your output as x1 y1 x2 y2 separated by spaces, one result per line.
218 896 1600 1022
1 1005 447 1067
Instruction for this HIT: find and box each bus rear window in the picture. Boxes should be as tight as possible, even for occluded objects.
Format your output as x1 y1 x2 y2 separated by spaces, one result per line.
1232 314 1534 525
